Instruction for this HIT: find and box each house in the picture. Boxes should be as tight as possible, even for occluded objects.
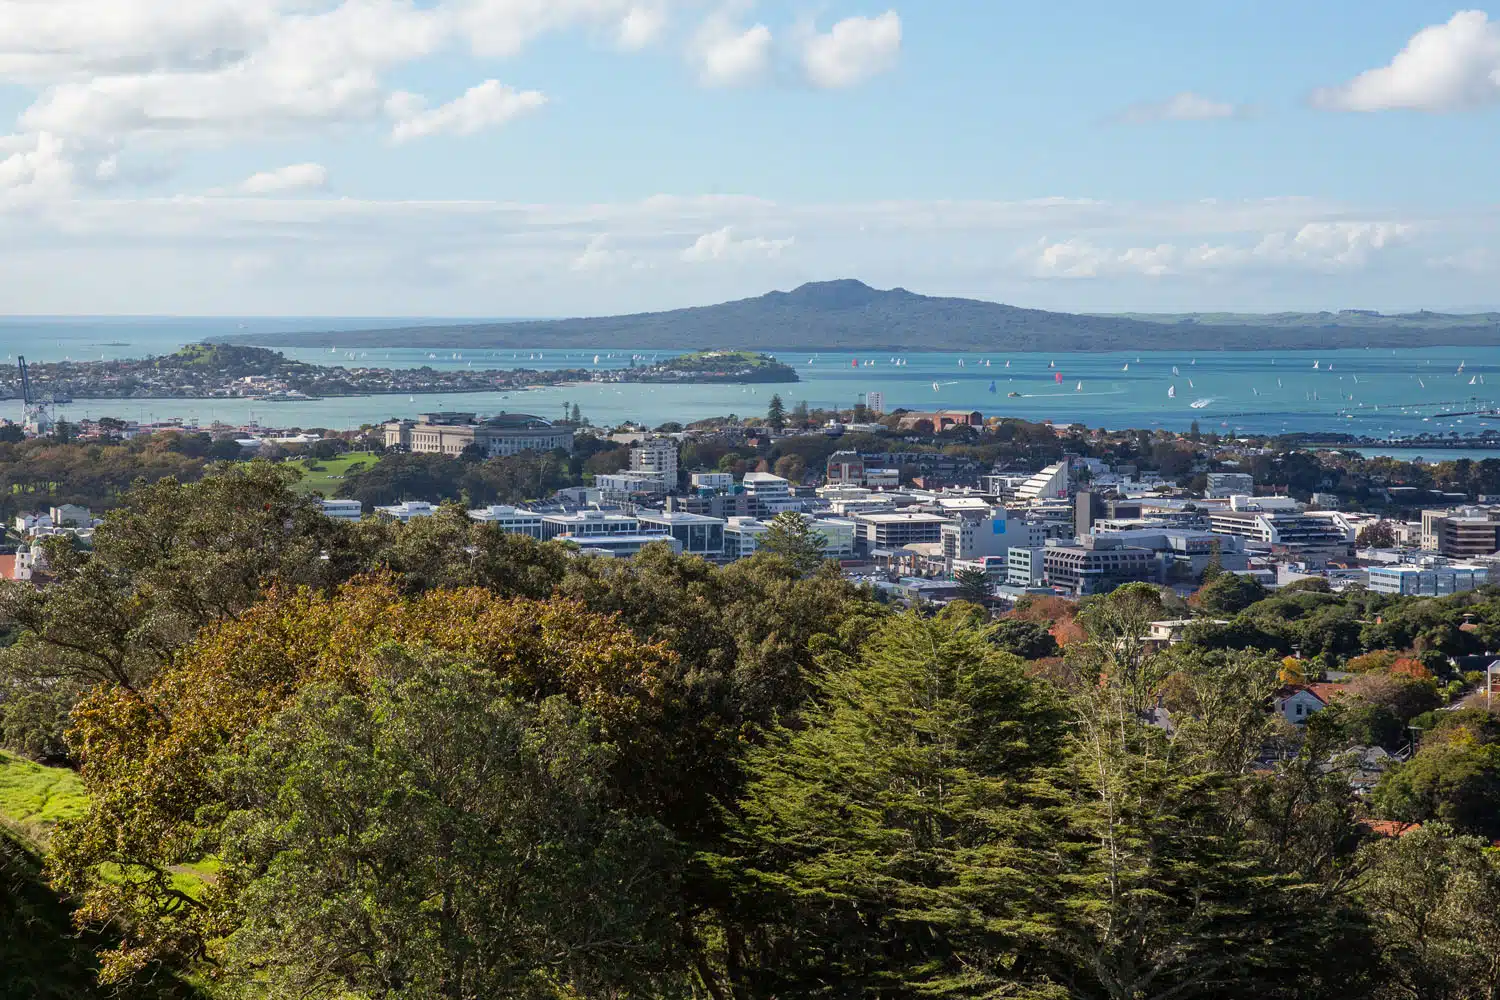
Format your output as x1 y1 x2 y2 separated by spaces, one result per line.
1274 685 1330 725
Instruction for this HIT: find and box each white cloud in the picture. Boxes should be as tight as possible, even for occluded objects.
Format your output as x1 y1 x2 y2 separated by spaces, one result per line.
571 233 649 271
1114 91 1248 124
1022 221 1413 279
240 162 328 195
680 225 794 261
1311 10 1500 112
802 11 901 88
616 4 668 49
390 80 546 142
689 16 773 87
0 132 74 204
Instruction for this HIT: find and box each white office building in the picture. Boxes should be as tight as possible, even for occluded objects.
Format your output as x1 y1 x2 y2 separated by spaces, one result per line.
568 534 682 558
691 472 735 490
1006 546 1047 588
866 391 885 415
1204 473 1255 499
468 505 544 538
374 500 439 522
1015 463 1069 502
723 517 771 559
741 472 791 500
539 510 639 540
319 499 365 521
940 511 1046 567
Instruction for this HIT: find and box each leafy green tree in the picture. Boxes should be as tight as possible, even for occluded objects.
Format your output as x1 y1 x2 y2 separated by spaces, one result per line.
1192 571 1267 616
1359 823 1500 1000
1370 735 1500 839
989 617 1059 660
791 400 810 427
952 567 991 606
1075 582 1170 714
0 464 360 693
213 654 689 999
756 513 826 576
766 394 786 432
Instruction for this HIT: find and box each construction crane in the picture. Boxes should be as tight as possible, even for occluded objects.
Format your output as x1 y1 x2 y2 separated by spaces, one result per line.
17 356 55 437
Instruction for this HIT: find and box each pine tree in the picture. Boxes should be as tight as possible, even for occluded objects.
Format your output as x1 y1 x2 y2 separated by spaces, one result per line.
719 609 1067 997
766 394 786 432
953 567 992 606
757 513 826 575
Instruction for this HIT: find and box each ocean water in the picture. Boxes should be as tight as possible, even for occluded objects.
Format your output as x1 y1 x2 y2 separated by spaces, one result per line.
3 319 1500 443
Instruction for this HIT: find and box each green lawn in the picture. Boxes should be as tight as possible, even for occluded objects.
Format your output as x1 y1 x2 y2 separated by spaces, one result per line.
0 750 88 850
282 450 377 496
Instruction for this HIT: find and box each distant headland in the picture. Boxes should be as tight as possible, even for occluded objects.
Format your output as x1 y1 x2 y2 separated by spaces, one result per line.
209 279 1500 353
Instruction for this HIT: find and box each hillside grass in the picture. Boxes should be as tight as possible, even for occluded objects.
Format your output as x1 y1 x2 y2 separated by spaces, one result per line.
0 749 88 851
281 450 378 496
0 753 206 998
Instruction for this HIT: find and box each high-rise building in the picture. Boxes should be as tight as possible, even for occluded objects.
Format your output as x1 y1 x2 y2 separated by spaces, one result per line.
630 436 679 487
865 391 885 415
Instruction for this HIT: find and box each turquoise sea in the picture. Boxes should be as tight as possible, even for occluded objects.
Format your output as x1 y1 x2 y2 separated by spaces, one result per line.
3 318 1500 445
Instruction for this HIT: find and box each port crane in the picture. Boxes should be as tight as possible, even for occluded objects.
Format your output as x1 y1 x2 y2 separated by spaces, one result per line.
17 356 55 437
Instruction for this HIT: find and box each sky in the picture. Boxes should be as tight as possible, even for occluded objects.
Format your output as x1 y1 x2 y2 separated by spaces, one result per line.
1 1 1499 317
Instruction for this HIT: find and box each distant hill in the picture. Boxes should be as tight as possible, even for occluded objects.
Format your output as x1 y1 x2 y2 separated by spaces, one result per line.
212 280 1500 353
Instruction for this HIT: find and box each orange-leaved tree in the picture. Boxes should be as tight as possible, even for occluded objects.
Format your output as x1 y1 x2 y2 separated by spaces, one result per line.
50 576 678 983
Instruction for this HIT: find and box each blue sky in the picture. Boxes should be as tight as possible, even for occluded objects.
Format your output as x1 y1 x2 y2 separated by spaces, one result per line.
0 1 1498 316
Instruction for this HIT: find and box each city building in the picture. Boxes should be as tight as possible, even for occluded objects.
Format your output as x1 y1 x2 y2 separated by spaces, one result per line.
741 472 791 499
940 510 1045 568
1208 509 1353 554
1421 508 1500 558
383 412 574 457
690 472 735 490
567 534 682 558
318 499 365 521
826 450 866 486
468 505 544 538
864 467 901 488
539 510 639 540
630 436 679 487
374 500 440 522
1015 462 1069 502
594 472 669 500
723 516 770 559
865 391 885 415
1006 546 1047 588
897 409 985 431
1043 538 1160 596
636 511 727 557
852 511 951 551
1367 564 1490 596
1204 472 1255 499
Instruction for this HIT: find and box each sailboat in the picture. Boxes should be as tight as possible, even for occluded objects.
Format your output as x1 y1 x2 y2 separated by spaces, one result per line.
593 355 600 364
1171 366 1180 376
1458 360 1466 373
1252 388 1259 396
958 359 966 367
1167 384 1177 398
1419 378 1426 388
1470 375 1478 385
1277 378 1283 388
1188 379 1195 388
1054 371 1063 384
988 380 997 393
1004 360 1010 368
1049 360 1056 368
1121 363 1129 371
1313 360 1320 369
1075 381 1083 392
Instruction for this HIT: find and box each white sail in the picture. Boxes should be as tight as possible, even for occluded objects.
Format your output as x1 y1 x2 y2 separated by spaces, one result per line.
1167 385 1176 398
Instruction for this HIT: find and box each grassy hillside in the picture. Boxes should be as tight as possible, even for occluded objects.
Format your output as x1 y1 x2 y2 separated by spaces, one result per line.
0 753 203 999
213 279 1500 353
282 451 378 497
